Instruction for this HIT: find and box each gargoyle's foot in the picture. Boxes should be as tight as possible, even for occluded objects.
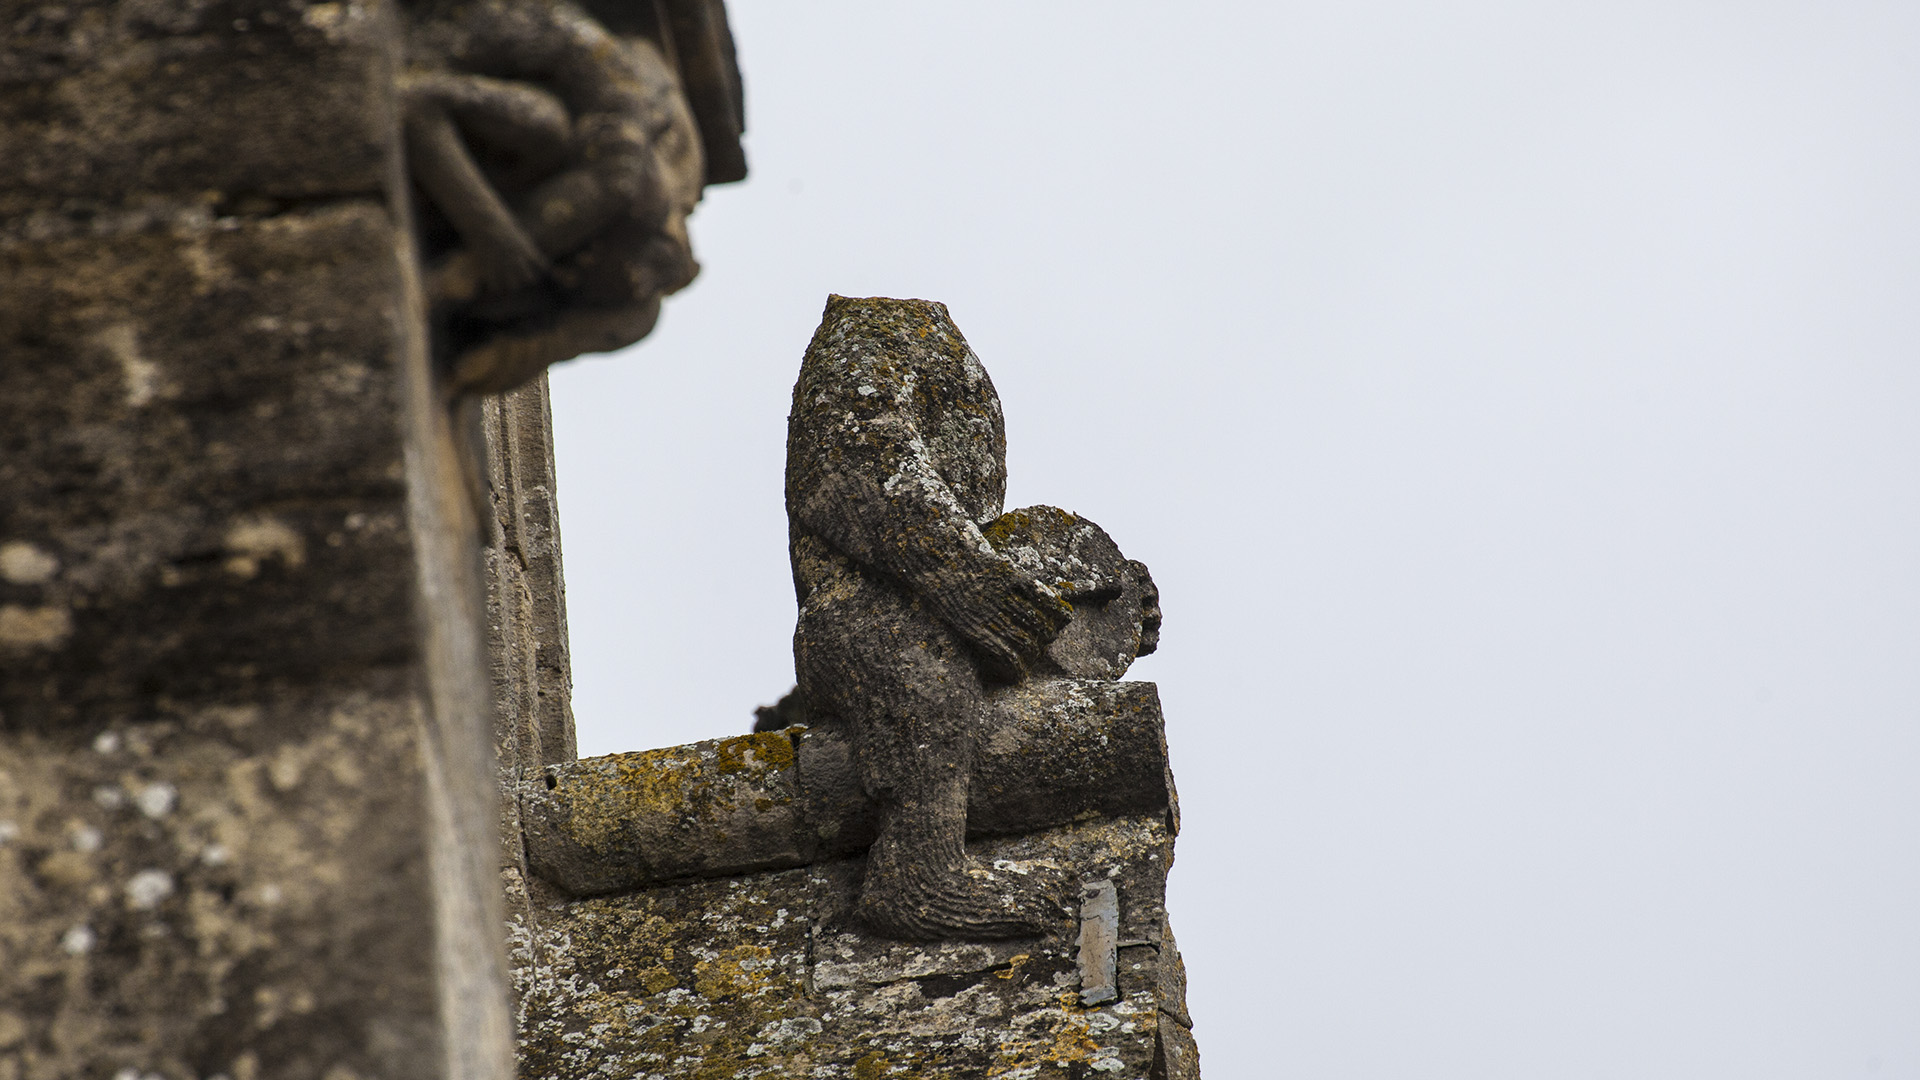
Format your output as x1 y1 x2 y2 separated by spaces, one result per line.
474 233 549 294
855 856 1068 941
427 244 548 308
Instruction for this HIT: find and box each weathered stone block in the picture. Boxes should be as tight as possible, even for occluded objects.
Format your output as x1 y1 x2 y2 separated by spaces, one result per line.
0 686 442 1080
0 4 514 1077
0 205 417 730
520 679 1177 896
0 1 393 216
513 815 1193 1080
508 672 1197 1077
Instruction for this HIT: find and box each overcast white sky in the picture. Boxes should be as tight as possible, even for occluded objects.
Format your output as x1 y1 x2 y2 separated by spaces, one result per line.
546 3 1920 1075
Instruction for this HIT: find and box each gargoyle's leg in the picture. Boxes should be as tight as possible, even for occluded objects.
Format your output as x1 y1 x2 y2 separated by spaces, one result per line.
800 595 1063 940
513 155 669 263
428 75 571 174
402 95 548 299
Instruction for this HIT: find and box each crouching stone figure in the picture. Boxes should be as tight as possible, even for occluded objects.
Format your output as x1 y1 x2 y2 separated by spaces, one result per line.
785 296 1160 940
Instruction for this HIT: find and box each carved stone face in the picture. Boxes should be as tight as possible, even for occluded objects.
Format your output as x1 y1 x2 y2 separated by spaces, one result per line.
983 506 1158 680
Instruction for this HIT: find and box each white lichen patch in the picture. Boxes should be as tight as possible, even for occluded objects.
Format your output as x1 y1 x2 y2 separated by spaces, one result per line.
126 869 175 910
60 925 96 956
178 230 232 296
94 323 161 407
299 0 362 39
269 744 308 791
317 360 372 398
1084 1012 1122 1034
223 516 306 578
135 782 178 819
755 1016 822 1046
0 604 72 649
0 541 58 585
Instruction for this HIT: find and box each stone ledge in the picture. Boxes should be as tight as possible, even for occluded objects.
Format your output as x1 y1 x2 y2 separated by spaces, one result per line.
519 679 1176 896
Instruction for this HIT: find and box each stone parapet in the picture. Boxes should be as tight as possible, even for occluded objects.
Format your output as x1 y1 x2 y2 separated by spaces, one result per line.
520 680 1174 896
508 679 1198 1079
513 813 1197 1079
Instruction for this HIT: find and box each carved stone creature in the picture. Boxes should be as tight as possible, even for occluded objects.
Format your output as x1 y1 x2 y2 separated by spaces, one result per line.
785 296 1161 940
400 0 742 395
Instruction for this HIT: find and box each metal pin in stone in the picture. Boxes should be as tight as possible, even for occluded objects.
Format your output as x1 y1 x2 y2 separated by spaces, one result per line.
1077 877 1120 1006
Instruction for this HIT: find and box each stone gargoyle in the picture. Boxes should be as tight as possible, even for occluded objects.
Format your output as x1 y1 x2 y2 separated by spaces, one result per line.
399 0 745 395
777 295 1162 940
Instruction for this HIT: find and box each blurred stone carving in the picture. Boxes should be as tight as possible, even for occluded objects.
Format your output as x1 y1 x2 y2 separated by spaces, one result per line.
781 295 1161 940
400 0 744 395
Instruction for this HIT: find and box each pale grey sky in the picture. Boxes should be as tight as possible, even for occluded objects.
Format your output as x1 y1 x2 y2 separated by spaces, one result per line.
548 3 1920 1075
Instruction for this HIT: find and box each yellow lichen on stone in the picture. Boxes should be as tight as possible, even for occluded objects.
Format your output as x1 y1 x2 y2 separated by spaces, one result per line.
714 732 796 776
987 1005 1105 1077
640 964 677 994
556 748 711 851
515 753 1182 1078
692 944 776 1001
979 510 1030 549
560 733 800 853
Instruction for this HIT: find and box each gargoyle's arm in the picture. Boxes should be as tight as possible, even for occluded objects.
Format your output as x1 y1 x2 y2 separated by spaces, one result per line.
421 0 673 259
401 76 549 296
408 72 571 170
787 335 1070 679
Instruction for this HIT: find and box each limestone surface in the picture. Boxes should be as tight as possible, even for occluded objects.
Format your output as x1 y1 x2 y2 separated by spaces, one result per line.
1 5 513 1077
513 815 1198 1080
508 665 1197 1076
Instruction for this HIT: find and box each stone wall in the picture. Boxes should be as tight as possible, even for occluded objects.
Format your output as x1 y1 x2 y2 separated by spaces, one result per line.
502 689 1201 1079
0 3 513 1078
515 811 1197 1080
